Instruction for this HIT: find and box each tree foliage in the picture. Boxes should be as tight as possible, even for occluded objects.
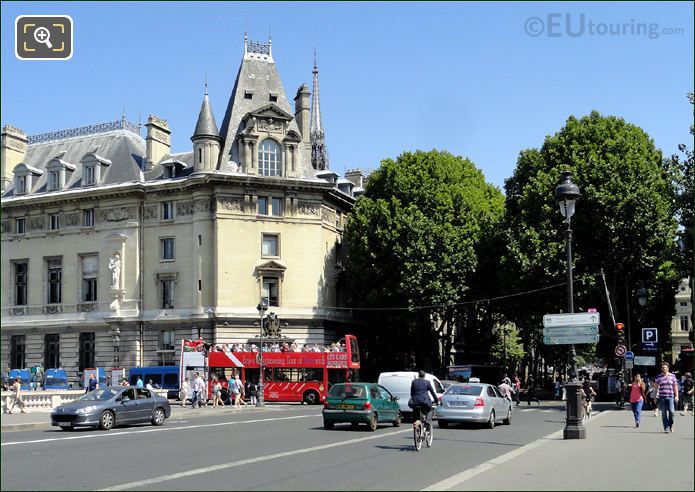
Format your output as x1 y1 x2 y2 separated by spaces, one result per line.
500 111 681 366
344 150 504 375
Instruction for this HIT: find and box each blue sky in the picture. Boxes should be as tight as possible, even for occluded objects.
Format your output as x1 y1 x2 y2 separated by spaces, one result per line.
2 1 692 189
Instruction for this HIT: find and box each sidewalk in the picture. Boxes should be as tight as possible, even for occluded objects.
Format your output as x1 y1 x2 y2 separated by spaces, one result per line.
0 402 289 432
432 406 694 491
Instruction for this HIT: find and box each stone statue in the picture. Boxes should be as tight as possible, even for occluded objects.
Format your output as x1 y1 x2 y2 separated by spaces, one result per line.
108 252 121 289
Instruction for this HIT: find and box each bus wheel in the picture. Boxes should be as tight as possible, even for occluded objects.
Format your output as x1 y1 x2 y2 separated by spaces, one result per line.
303 390 319 405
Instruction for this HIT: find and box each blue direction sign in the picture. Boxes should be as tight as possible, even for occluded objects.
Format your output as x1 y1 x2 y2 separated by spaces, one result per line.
544 334 599 345
543 325 599 337
642 342 658 352
624 351 634 361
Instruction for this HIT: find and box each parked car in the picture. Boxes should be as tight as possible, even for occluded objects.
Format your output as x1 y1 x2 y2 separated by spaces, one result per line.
322 382 401 431
51 386 171 431
44 368 69 390
437 383 512 429
377 371 445 418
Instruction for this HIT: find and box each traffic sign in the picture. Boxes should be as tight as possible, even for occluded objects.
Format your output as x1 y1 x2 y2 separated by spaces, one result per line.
543 312 600 328
544 334 599 345
642 328 658 343
634 356 656 366
543 325 599 336
642 342 658 352
615 345 627 356
624 351 634 361
625 360 634 369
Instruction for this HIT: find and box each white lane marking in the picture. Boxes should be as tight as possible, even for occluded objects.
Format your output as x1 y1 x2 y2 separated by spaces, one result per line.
519 409 534 412
1 414 319 447
540 409 554 413
99 427 412 491
422 410 611 491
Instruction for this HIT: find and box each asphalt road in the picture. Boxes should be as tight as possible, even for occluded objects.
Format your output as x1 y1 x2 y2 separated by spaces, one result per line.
1 402 571 491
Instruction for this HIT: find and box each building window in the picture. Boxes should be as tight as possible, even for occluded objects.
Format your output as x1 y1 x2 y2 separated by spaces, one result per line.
79 333 96 371
262 278 279 307
10 335 26 369
198 148 202 164
46 258 62 304
15 175 26 194
83 209 94 227
14 218 26 234
681 316 690 331
49 214 60 231
48 171 60 190
84 165 96 186
161 330 176 351
161 279 175 309
680 302 688 307
244 91 253 100
14 262 28 306
81 255 98 302
258 139 281 177
161 201 174 220
258 197 268 215
269 94 278 102
271 197 282 216
262 234 279 257
163 165 175 178
161 237 175 260
44 334 60 369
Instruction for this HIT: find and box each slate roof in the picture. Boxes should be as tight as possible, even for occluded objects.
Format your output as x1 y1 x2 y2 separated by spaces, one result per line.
192 90 220 140
2 129 145 197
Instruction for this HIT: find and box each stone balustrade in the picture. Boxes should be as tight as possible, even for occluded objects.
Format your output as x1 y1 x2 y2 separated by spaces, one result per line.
2 389 169 413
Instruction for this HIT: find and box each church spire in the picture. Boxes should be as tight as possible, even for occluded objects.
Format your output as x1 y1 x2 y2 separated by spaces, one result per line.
310 51 329 171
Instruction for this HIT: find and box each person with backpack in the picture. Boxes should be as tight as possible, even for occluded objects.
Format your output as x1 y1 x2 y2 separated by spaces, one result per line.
248 380 259 406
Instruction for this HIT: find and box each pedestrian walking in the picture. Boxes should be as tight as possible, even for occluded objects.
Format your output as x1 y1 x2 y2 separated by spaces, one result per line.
525 376 540 406
248 380 258 406
211 378 223 408
629 373 647 428
136 377 144 388
180 376 192 407
680 372 693 416
513 374 521 406
554 377 563 400
120 378 130 386
647 380 659 415
85 373 99 393
655 362 679 433
146 380 155 391
498 380 514 401
192 372 205 408
7 377 27 414
233 374 246 407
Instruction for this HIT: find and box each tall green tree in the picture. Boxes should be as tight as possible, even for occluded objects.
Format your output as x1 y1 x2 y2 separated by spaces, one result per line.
500 111 681 370
344 150 504 376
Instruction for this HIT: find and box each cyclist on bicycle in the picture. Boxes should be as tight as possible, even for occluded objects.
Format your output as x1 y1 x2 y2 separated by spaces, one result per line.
409 370 438 425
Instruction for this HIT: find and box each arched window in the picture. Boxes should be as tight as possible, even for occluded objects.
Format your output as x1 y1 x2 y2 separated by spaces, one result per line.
258 139 281 176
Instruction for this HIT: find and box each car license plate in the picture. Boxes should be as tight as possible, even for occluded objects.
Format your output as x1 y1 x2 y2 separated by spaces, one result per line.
450 401 467 407
336 404 352 409
58 422 71 427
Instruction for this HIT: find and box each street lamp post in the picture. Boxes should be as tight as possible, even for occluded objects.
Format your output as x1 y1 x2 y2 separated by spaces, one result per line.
256 298 268 407
555 170 586 440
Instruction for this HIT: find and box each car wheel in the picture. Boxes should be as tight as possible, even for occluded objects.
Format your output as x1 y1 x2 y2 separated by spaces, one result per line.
503 408 512 425
368 413 378 432
487 410 495 429
438 419 449 429
393 411 402 427
323 420 334 430
303 390 319 405
152 407 166 426
99 410 115 431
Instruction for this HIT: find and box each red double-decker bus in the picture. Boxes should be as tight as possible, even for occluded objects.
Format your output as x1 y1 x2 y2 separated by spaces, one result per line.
181 335 360 405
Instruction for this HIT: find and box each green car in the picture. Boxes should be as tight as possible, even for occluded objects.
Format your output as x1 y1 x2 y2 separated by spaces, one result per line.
322 382 402 431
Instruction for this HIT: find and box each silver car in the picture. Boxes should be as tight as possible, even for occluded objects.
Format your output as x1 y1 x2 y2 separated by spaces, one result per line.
437 383 512 428
51 386 171 431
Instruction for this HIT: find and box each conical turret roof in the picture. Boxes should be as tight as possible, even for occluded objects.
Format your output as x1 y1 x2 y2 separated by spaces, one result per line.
192 85 220 141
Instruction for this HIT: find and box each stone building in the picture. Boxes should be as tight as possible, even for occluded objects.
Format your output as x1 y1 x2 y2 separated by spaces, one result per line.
1 36 360 385
670 277 693 364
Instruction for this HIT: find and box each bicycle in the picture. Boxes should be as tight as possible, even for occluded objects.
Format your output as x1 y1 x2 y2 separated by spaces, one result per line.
583 396 593 420
413 405 434 451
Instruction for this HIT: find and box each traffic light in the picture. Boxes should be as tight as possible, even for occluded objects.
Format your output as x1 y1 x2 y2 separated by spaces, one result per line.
616 322 625 344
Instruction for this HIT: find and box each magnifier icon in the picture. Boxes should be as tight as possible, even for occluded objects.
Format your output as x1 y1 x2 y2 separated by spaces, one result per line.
33 27 53 49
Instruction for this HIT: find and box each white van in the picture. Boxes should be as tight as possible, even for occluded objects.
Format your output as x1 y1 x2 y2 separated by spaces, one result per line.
377 371 445 417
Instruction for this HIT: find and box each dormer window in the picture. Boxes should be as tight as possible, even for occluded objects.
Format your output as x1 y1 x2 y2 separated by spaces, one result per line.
163 165 175 179
45 153 75 192
83 165 96 186
15 175 26 195
244 90 254 100
269 93 278 103
258 139 282 177
48 171 60 191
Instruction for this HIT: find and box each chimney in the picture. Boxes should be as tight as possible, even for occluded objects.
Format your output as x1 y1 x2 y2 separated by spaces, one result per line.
293 84 310 141
145 115 171 171
1 125 28 191
345 169 364 188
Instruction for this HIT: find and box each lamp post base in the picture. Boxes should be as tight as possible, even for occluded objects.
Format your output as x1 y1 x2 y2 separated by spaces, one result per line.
563 381 586 439
256 382 265 407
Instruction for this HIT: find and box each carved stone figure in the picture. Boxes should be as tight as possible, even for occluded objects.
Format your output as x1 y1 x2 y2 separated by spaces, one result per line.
108 252 121 289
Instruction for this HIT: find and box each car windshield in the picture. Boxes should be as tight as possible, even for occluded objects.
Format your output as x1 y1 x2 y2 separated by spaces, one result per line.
445 385 483 396
78 388 118 401
328 384 366 398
